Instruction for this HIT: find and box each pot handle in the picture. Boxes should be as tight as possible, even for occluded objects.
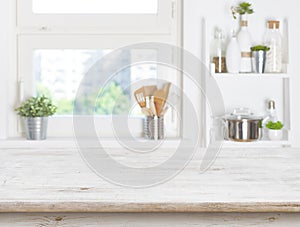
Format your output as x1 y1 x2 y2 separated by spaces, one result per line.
222 119 228 140
210 116 228 141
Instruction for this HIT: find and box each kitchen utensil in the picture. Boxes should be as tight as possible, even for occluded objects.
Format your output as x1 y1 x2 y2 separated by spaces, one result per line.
159 106 169 117
144 85 157 97
145 96 150 109
163 82 171 97
153 89 166 115
134 87 146 108
150 96 157 116
223 108 263 142
141 107 153 116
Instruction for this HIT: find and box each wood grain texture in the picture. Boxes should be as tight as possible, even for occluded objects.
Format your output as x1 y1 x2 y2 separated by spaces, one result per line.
1 147 300 213
1 213 300 226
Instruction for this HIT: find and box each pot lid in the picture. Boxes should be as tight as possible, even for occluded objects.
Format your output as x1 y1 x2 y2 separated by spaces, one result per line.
224 108 262 121
225 114 262 121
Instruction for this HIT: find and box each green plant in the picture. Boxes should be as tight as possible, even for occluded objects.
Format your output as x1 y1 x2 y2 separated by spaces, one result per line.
251 45 270 52
231 2 254 19
258 119 263 128
266 121 284 130
36 82 131 115
15 95 57 117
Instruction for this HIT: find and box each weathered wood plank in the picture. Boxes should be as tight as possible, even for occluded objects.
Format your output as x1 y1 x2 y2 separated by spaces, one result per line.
1 202 300 213
1 213 300 226
1 147 300 212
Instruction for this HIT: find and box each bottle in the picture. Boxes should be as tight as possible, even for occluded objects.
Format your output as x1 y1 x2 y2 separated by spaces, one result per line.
226 31 241 74
210 28 226 73
264 20 282 73
262 100 278 127
262 100 280 140
237 15 252 73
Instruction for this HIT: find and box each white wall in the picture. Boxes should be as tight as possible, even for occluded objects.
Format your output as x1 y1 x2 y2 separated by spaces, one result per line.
0 0 10 139
0 0 299 146
184 0 300 147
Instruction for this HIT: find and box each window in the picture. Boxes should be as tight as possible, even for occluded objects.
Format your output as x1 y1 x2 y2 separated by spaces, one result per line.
17 0 173 31
12 0 182 138
34 49 157 115
32 0 158 14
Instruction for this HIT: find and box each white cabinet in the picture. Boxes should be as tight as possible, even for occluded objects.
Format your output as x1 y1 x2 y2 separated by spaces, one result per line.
203 18 291 147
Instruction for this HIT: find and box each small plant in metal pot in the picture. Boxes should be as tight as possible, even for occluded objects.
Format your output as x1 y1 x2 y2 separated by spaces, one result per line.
265 120 284 141
15 95 57 140
250 45 270 52
251 45 270 74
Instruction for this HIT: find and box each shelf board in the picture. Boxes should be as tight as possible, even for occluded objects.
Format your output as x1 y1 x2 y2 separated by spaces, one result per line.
219 139 290 148
211 73 290 79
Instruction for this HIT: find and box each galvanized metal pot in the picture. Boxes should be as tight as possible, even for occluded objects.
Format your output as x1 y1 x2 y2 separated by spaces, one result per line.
252 50 267 74
23 117 48 140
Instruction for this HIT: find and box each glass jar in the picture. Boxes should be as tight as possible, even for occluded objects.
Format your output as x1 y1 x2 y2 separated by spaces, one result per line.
264 20 282 73
210 28 226 73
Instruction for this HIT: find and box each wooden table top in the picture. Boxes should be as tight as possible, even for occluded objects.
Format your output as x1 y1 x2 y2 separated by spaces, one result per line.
1 146 300 212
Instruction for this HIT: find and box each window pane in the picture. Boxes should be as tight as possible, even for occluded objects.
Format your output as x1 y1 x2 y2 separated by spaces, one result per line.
33 49 157 115
32 0 158 14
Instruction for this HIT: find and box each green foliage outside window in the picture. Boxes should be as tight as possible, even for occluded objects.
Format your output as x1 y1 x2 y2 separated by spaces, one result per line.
36 82 131 115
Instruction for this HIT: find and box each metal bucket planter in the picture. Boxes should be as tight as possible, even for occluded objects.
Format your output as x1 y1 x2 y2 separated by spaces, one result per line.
23 117 48 140
252 50 267 73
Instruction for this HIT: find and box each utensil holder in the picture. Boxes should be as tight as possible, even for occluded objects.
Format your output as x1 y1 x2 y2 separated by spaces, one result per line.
143 116 164 140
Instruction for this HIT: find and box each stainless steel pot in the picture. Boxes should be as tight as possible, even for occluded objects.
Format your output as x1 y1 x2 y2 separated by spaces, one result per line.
223 109 263 142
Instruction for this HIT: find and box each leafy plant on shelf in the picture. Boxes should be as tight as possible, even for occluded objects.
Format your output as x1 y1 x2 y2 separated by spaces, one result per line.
266 121 284 130
15 95 57 117
251 45 270 52
231 2 254 19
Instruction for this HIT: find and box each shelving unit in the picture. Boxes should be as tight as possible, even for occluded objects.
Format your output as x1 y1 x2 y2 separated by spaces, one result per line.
222 139 290 148
211 73 290 79
221 129 290 148
203 18 292 148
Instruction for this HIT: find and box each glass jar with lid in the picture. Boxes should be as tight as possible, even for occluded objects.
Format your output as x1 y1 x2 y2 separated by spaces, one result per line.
210 28 227 73
264 20 282 73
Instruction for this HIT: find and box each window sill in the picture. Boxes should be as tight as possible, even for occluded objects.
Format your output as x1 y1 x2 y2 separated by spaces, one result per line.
0 137 195 149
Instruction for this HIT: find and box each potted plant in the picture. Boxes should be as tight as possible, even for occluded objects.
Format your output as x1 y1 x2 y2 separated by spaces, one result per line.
251 45 270 73
250 45 270 52
15 95 57 140
265 120 284 140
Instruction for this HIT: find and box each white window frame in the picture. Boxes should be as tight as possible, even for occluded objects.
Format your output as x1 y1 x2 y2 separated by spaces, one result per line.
17 0 174 34
7 0 182 138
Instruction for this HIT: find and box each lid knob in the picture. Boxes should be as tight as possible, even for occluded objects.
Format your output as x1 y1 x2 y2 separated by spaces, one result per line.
268 100 276 110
